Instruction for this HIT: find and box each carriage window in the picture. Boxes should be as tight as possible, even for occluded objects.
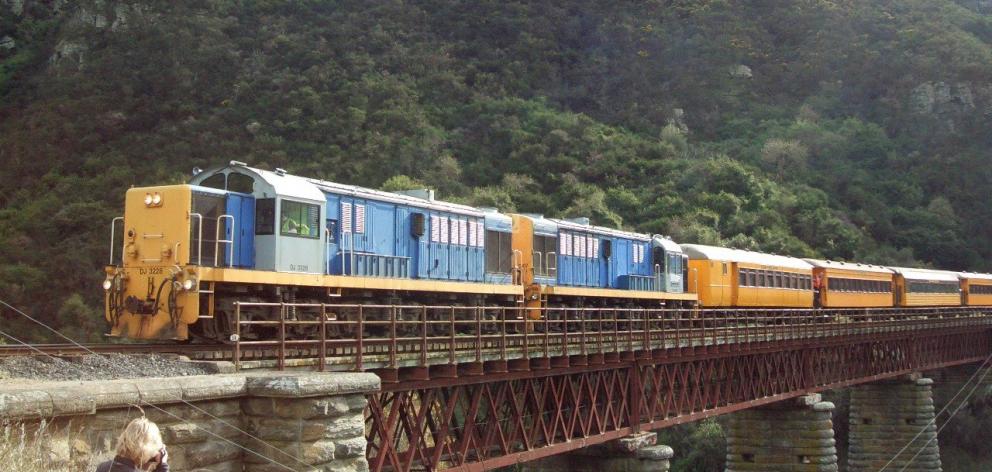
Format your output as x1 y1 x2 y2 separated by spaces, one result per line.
973 284 992 295
739 271 747 286
722 263 728 275
228 173 255 194
907 281 956 294
747 270 756 287
757 271 766 287
255 198 275 235
280 200 320 239
201 173 226 190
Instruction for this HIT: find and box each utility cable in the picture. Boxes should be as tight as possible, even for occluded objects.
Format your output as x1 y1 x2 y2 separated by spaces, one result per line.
0 298 316 471
896 360 992 472
877 352 992 472
0 327 298 471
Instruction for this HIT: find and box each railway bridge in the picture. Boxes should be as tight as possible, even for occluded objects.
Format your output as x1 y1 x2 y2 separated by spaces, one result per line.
227 303 992 472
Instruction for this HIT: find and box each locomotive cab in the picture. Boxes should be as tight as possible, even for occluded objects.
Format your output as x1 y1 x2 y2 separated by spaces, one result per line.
651 236 686 294
104 184 205 340
104 162 330 340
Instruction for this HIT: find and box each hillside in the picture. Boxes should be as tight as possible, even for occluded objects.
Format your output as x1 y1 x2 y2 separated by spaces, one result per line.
1 0 991 341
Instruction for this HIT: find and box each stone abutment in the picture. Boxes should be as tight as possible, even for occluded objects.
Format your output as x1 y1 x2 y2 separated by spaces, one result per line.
0 372 379 472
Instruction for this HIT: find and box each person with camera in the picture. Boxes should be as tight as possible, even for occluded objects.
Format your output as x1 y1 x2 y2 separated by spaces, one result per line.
96 417 170 472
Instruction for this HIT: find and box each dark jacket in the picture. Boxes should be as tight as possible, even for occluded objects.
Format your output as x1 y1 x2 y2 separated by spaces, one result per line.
96 456 169 472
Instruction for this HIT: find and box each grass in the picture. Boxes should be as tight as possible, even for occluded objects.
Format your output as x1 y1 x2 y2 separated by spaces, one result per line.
0 421 95 472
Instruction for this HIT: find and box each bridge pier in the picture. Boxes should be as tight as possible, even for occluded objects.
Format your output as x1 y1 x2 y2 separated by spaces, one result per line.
848 375 942 472
725 394 838 472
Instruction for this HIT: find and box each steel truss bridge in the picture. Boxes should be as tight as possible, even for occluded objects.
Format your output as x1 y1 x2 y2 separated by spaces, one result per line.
228 304 992 472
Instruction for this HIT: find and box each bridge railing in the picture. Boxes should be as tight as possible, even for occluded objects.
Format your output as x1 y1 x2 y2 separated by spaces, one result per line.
228 304 992 373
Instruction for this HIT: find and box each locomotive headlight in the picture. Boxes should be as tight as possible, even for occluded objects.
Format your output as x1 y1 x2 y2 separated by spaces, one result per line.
152 193 162 205
182 278 196 291
102 279 113 291
144 193 154 206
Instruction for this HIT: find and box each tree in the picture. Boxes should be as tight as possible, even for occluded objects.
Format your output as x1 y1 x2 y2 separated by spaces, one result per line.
760 139 808 181
380 175 429 192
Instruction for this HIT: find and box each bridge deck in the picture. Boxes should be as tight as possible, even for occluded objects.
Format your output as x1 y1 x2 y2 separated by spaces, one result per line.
228 303 992 472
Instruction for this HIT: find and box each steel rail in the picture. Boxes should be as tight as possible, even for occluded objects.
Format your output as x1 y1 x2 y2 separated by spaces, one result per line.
0 342 228 358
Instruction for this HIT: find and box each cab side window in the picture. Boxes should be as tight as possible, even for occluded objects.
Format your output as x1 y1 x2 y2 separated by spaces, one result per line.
281 200 320 239
255 198 275 235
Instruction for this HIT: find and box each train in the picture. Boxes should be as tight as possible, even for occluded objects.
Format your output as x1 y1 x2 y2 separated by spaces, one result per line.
102 162 991 341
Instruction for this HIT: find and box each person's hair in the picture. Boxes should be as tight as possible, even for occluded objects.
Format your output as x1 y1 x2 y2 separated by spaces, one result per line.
115 417 164 467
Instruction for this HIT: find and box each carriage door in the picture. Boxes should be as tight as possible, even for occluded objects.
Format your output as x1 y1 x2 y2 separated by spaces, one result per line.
224 194 255 268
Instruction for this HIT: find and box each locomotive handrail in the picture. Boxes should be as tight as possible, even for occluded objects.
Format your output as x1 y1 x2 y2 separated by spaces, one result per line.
533 251 544 277
341 231 349 275
190 212 204 265
325 228 340 275
108 216 124 265
546 251 557 278
214 214 235 267
511 249 523 285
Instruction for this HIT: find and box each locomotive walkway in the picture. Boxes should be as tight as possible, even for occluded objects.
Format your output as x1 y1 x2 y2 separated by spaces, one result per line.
228 304 992 471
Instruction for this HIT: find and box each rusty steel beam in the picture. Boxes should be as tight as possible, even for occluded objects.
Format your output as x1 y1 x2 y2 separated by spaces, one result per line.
365 326 992 472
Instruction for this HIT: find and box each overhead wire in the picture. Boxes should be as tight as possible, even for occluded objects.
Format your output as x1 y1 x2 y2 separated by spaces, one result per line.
0 298 316 472
896 360 992 472
0 327 299 471
877 352 992 472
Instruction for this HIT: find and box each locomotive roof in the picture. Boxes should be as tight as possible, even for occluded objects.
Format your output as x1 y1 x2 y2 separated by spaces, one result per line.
308 178 485 217
681 244 813 271
888 267 960 282
210 163 490 217
192 164 327 202
803 259 894 274
549 218 652 241
652 236 683 253
251 167 329 202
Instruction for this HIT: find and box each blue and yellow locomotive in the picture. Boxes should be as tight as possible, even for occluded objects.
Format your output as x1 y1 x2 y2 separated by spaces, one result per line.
103 162 692 340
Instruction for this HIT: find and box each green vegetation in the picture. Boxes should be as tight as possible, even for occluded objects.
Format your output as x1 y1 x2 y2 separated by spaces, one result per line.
0 421 92 471
0 1 989 334
0 1 990 468
657 419 727 471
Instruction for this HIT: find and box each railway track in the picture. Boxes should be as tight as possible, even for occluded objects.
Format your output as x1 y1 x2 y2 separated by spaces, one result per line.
5 306 992 374
0 342 230 358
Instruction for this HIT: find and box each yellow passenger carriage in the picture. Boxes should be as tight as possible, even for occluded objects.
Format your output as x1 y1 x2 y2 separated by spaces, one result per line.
682 244 813 308
958 272 992 306
890 267 961 307
804 259 894 308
